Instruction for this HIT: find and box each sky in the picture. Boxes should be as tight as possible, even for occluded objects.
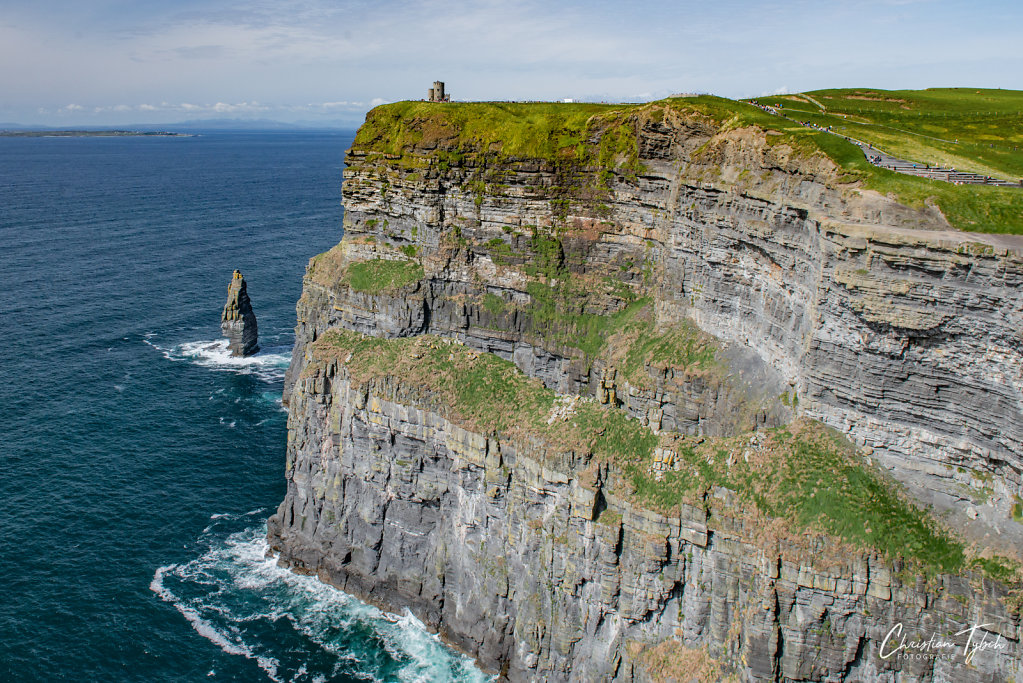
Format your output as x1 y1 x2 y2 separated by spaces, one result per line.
2 0 1021 127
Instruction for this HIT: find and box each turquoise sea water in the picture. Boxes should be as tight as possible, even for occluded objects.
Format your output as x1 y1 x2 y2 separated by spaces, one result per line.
0 133 488 682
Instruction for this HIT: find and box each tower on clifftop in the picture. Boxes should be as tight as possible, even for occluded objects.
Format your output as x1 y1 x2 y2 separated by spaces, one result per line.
221 270 259 357
428 81 449 102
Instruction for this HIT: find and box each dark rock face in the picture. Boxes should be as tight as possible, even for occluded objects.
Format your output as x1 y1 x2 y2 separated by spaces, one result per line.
282 131 1023 553
268 361 1023 682
221 270 259 357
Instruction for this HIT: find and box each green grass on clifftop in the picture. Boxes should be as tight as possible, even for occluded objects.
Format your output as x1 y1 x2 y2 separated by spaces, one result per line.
355 93 1023 233
805 129 1023 233
353 100 628 162
755 88 1023 233
775 88 1023 179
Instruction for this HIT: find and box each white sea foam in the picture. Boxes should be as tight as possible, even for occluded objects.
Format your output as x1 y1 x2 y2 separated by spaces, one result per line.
145 337 292 383
151 565 283 682
152 520 491 683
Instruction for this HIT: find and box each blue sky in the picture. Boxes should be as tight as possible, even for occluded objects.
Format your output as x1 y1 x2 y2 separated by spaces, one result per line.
2 0 1021 126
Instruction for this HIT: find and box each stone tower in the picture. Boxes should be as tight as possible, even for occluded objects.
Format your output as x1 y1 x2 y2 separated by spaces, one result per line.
428 81 449 102
221 270 259 357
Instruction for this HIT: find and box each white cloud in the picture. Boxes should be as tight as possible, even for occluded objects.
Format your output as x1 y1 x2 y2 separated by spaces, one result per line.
2 0 1022 125
318 101 366 109
212 101 268 113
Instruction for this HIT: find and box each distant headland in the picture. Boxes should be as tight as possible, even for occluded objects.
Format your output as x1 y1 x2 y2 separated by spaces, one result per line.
0 130 192 137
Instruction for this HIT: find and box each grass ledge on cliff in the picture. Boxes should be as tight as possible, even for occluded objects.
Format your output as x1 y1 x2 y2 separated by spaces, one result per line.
308 328 1020 585
312 328 655 461
306 245 424 294
342 258 424 293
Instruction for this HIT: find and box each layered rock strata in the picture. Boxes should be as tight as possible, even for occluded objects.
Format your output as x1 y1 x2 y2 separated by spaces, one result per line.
283 103 1023 549
268 348 1021 681
271 99 1023 680
221 269 259 357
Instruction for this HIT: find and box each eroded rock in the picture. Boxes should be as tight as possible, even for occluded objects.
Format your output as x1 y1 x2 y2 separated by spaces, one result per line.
221 269 259 357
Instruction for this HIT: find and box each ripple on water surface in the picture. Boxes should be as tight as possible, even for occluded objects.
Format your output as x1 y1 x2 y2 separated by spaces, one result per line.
144 343 490 682
1 132 487 682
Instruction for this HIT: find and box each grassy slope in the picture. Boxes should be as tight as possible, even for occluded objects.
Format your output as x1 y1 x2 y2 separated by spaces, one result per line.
788 88 1023 234
707 88 1023 234
627 421 970 576
355 94 1023 234
314 329 655 461
774 88 1023 179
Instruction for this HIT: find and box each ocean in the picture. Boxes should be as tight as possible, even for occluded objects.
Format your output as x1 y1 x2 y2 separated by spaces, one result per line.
0 132 489 682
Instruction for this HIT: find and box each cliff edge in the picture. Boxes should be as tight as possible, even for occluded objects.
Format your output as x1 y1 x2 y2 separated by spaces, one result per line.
269 97 1023 681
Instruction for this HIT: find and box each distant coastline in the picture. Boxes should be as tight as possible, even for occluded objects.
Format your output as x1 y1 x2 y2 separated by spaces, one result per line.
0 130 193 137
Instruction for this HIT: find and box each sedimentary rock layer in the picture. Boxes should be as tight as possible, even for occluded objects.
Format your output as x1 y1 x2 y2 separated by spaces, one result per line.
283 103 1022 545
272 100 1023 680
269 353 1021 681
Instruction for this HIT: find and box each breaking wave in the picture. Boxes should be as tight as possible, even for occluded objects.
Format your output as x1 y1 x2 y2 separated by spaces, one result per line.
144 336 292 383
151 515 491 683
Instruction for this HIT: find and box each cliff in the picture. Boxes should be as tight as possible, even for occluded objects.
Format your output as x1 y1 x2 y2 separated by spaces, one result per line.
269 97 1023 680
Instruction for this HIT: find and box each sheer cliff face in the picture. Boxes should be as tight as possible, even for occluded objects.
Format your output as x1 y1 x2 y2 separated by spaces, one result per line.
286 105 1023 541
270 102 1023 680
269 357 1021 681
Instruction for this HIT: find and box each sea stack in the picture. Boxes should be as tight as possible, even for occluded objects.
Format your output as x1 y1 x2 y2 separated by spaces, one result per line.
221 270 259 357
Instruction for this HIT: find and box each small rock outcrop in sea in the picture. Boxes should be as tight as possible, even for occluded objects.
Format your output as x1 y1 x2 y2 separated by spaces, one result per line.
221 270 259 357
